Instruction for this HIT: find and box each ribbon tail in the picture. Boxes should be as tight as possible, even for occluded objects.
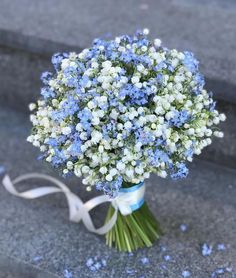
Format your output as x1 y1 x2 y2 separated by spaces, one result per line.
2 173 117 236
2 175 61 198
81 195 118 235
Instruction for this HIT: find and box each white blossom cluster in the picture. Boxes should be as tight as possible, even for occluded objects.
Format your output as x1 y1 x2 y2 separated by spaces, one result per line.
27 30 225 197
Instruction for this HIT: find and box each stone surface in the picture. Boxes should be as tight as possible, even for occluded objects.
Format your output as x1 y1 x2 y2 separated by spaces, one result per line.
200 100 236 168
0 254 57 278
0 0 236 103
0 46 51 111
0 106 236 277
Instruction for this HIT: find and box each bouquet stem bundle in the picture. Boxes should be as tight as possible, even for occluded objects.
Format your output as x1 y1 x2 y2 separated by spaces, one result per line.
105 183 162 252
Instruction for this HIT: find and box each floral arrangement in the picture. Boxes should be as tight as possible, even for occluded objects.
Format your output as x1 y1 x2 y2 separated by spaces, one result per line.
27 29 225 251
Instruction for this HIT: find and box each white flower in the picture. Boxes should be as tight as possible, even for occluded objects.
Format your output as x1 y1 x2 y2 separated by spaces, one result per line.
99 166 108 174
100 96 108 103
80 132 87 140
117 162 126 171
102 60 112 69
131 76 140 84
66 161 74 170
214 131 224 138
110 168 118 176
219 113 226 121
105 174 113 181
91 62 99 68
92 117 100 125
126 168 134 178
62 127 71 135
135 82 142 88
29 103 36 111
82 166 90 174
137 64 145 72
110 109 119 120
135 167 144 175
91 131 103 144
143 28 150 35
154 38 162 47
124 121 132 129
98 145 104 153
143 172 150 179
102 82 110 90
88 101 96 109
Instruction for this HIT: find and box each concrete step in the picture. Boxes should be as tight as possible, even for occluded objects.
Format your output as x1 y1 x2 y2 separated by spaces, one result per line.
0 0 236 105
200 99 236 168
0 253 57 278
0 106 236 277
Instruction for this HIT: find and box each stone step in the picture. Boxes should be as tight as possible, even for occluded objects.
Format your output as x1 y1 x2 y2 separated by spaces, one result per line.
200 99 236 168
0 0 236 105
0 253 57 278
0 106 236 277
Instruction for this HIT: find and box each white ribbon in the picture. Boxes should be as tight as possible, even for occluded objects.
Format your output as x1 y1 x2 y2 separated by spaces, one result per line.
2 173 145 235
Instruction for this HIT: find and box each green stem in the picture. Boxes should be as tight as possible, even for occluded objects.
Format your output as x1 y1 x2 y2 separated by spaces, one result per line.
105 200 163 252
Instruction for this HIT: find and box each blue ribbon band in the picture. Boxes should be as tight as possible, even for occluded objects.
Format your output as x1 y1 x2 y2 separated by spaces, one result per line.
118 181 145 213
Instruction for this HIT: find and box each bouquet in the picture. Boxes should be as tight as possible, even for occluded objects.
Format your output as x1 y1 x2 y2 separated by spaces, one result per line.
25 29 225 252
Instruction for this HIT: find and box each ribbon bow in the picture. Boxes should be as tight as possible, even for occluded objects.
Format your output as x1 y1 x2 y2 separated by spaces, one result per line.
2 173 145 235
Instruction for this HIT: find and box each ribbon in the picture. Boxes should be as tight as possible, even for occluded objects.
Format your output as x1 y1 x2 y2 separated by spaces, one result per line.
2 173 145 235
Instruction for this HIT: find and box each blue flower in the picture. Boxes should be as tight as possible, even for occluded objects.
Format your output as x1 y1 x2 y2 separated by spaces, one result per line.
185 148 194 159
40 71 52 85
63 66 79 87
45 138 58 147
63 269 73 278
201 243 212 256
96 176 123 198
51 52 68 71
32 256 43 263
80 75 90 87
140 257 150 265
135 129 155 145
217 243 226 251
40 87 55 100
120 84 154 106
77 108 92 133
169 110 190 128
52 96 79 122
183 51 199 73
0 165 6 175
154 61 167 71
86 258 94 267
148 148 169 166
163 255 171 261
209 101 216 112
180 223 188 232
67 137 82 156
156 73 163 84
86 257 107 272
51 148 67 167
168 64 174 72
182 270 191 277
170 162 189 180
193 73 205 95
